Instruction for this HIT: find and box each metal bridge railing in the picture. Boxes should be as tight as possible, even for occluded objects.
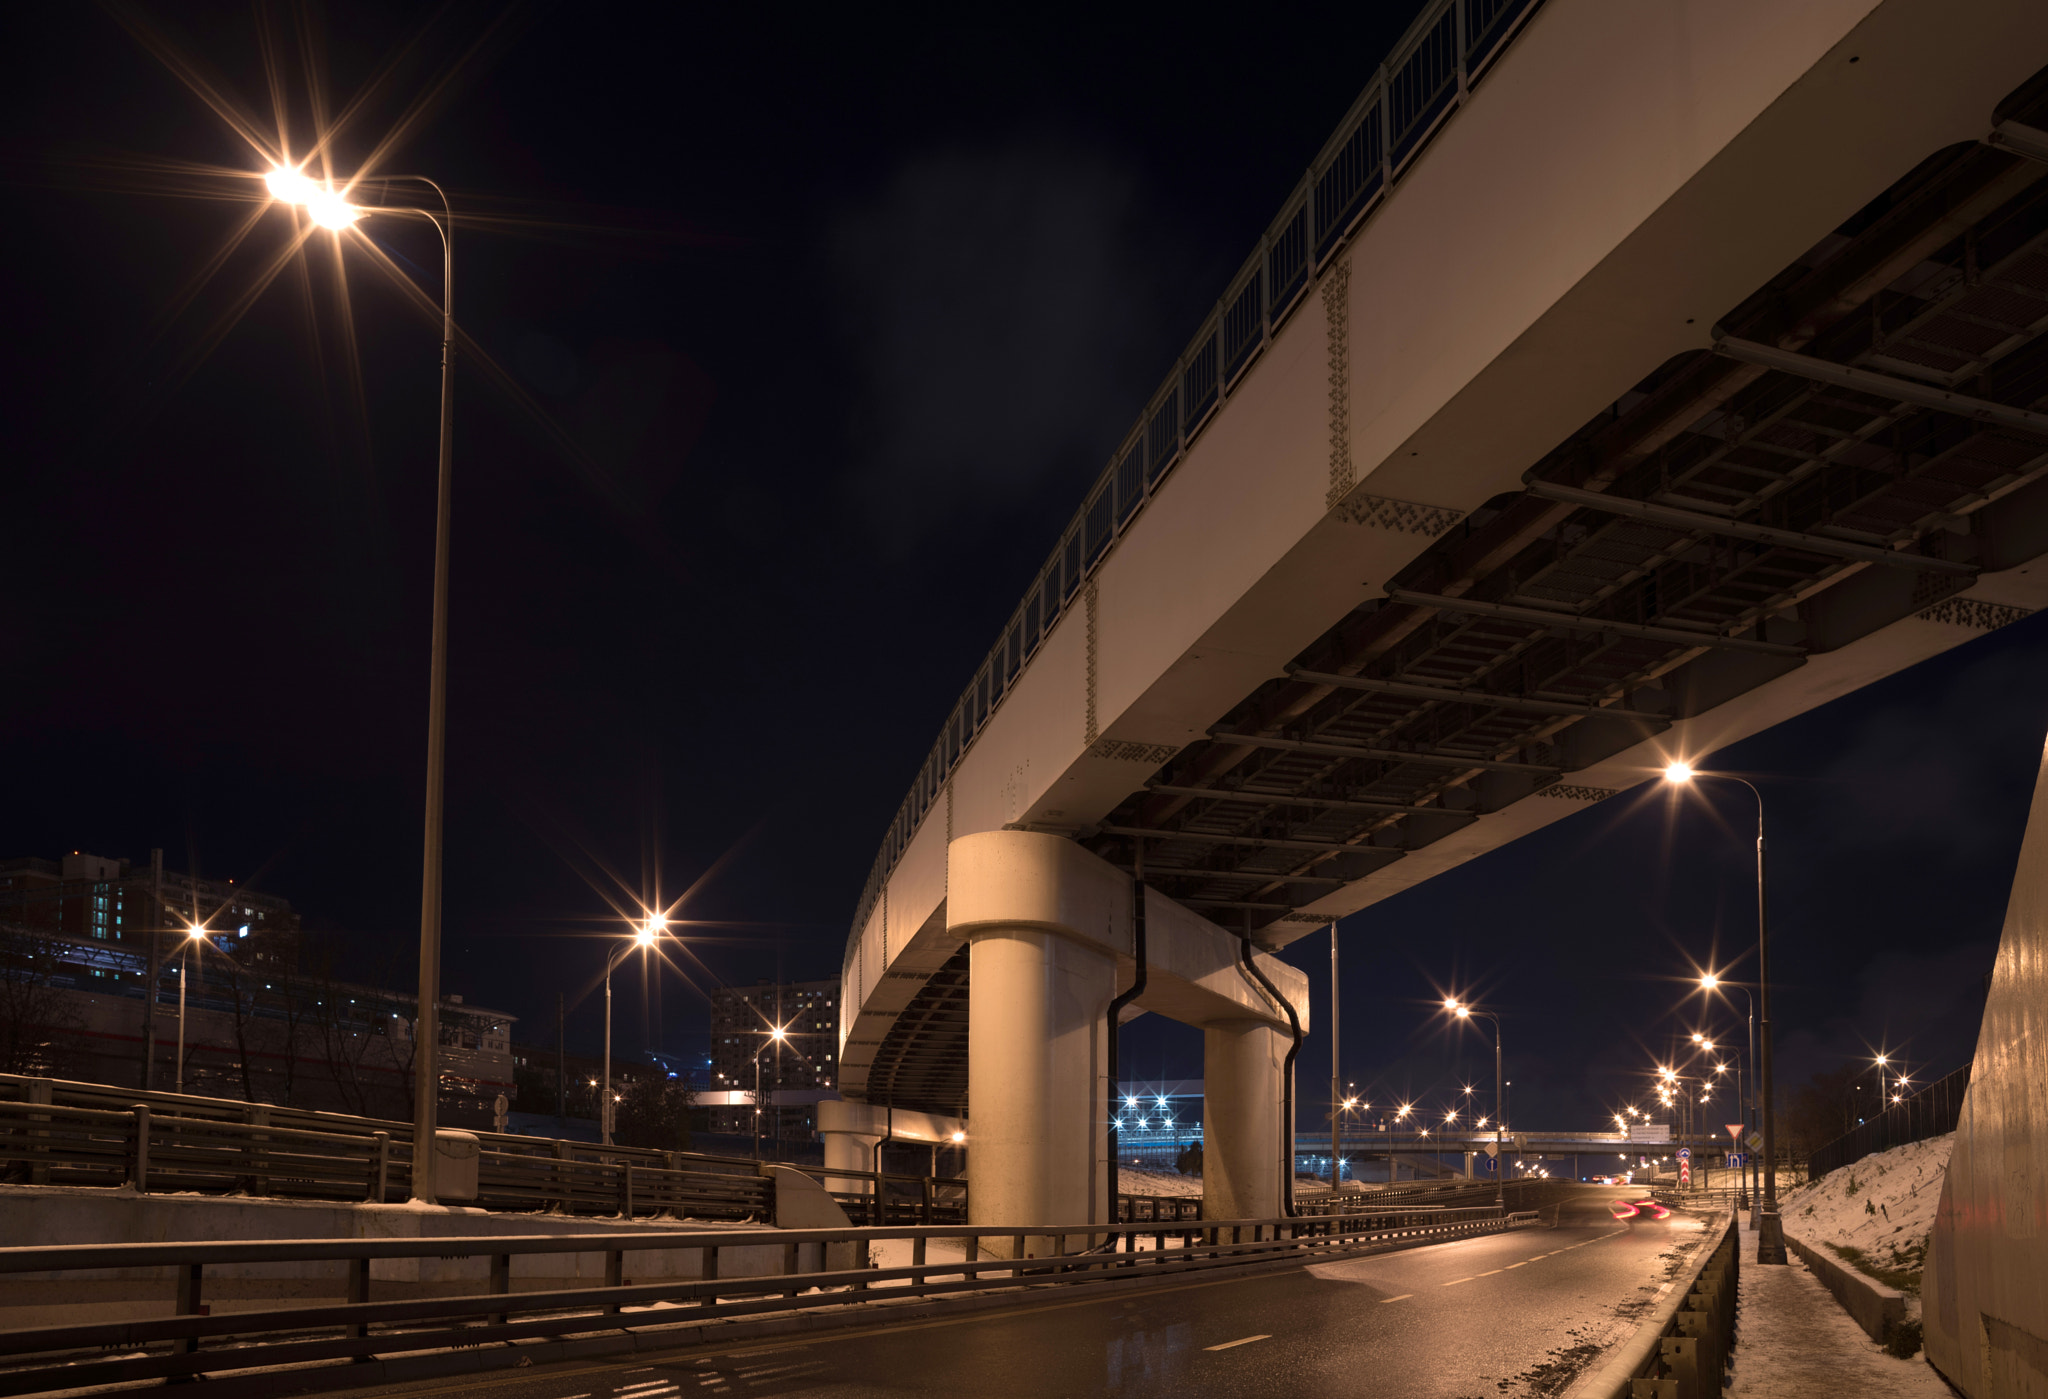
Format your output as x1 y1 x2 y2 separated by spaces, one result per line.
842 0 1550 983
1807 1064 1969 1180
0 1204 1526 1394
0 1074 965 1226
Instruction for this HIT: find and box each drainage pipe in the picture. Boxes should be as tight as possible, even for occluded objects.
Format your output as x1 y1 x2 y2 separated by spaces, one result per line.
1238 918 1302 1217
1105 850 1149 1226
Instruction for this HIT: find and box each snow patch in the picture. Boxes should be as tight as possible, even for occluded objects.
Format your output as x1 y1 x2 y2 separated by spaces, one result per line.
1777 1133 1950 1306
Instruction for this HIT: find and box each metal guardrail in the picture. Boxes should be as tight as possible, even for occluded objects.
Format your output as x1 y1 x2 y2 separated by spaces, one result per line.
1808 1063 1968 1180
1579 1211 1738 1399
842 0 1550 968
0 1074 963 1226
0 1204 1525 1394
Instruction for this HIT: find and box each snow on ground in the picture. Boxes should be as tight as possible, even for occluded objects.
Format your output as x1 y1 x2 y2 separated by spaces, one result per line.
1777 1133 1951 1303
1725 1246 1950 1398
1118 1167 1203 1198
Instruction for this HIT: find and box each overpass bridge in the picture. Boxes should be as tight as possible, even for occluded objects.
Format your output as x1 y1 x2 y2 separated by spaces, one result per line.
834 0 2048 1241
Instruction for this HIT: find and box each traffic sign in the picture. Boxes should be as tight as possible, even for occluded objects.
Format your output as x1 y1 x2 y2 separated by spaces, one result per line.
1680 1159 1692 1185
1726 1123 1746 1142
1483 1142 1499 1157
1727 1153 1746 1167
1746 1131 1763 1151
1677 1147 1691 1160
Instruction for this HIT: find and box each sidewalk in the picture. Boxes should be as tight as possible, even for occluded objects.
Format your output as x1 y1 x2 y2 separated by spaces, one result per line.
1726 1243 1951 1398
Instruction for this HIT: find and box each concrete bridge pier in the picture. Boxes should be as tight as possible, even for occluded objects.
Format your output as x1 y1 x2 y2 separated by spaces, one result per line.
1201 1020 1287 1221
947 831 1309 1250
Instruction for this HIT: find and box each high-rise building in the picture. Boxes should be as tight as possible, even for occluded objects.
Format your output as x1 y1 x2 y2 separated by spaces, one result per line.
706 977 838 1134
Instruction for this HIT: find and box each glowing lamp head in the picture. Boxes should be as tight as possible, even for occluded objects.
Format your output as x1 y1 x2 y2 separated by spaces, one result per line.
769 1026 787 1042
186 922 207 940
634 925 656 947
1663 760 1695 785
1699 973 1719 991
950 1130 966 1143
265 166 359 229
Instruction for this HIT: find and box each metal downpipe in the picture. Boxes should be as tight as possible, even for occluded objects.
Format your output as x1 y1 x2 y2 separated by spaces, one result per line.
1238 917 1301 1218
1106 856 1149 1227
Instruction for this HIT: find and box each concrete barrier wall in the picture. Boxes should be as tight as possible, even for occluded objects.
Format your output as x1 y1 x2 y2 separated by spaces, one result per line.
0 1185 800 1331
1924 729 2048 1398
1783 1229 1905 1345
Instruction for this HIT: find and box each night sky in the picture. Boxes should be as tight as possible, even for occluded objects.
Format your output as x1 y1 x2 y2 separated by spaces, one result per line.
7 1 2037 1133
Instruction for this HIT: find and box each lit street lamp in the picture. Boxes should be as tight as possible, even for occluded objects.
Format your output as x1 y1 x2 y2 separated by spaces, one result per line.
1444 999 1505 1208
600 919 663 1147
1699 973 1759 1214
263 165 457 1204
1663 761 1786 1264
175 922 207 1093
752 1025 789 1160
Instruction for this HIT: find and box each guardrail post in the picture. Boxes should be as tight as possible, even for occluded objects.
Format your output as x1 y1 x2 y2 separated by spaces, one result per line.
243 1105 271 1196
701 1244 719 1304
603 1248 623 1316
922 1175 935 1225
552 1139 572 1213
347 1256 371 1361
619 1161 634 1219
1630 1381 1677 1399
489 1253 511 1326
368 1131 389 1203
27 1079 50 1185
912 1233 927 1268
664 1151 683 1219
783 1240 800 1296
174 1261 204 1356
129 1104 150 1193
1659 1336 1700 1399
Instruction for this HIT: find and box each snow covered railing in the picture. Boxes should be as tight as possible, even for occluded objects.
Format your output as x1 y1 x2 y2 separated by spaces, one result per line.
0 1205 1515 1393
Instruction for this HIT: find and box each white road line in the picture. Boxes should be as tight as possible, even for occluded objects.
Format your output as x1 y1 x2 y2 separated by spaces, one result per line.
1505 1262 1527 1269
1477 1269 1502 1276
1204 1334 1271 1352
1442 1277 1473 1286
1380 1294 1414 1303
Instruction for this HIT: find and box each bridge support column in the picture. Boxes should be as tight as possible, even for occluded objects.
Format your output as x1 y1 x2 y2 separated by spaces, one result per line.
967 926 1113 1251
1202 1020 1286 1223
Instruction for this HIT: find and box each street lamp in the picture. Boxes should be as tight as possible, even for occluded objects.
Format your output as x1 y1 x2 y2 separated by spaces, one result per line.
1699 973 1759 1215
1444 998 1505 1208
1663 761 1785 1264
600 919 663 1147
175 922 208 1093
263 165 457 1204
752 1025 789 1160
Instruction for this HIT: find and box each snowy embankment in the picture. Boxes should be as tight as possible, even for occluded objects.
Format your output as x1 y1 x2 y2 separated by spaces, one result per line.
1778 1132 1952 1308
1118 1167 1202 1198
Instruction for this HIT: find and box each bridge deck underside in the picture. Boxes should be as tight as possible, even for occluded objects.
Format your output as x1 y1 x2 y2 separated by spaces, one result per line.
1079 121 2048 937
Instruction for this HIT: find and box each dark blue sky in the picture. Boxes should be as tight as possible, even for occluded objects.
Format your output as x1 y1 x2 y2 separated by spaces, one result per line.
4 0 2036 1131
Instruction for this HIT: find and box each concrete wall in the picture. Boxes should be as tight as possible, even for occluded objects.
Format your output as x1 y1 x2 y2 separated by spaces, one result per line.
1925 732 2048 1397
0 1185 794 1332
1784 1229 1907 1346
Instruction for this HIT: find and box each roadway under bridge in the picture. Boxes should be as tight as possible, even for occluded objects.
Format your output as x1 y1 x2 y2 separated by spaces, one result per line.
834 0 2048 1241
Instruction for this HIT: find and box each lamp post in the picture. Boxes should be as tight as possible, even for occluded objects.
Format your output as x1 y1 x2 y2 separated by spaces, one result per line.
1699 974 1758 1215
751 1026 788 1160
175 923 207 1093
601 921 661 1147
1664 761 1785 1263
262 166 457 1204
1444 1000 1504 1208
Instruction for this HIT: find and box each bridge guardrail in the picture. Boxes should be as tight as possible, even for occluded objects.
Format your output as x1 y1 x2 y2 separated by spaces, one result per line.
0 1203 1517 1395
0 1075 964 1226
842 0 1551 974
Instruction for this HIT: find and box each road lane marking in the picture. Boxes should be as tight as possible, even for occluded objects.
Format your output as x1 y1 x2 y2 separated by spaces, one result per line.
1380 1294 1413 1303
1505 1262 1527 1268
1442 1277 1473 1286
1204 1334 1270 1351
1477 1269 1502 1276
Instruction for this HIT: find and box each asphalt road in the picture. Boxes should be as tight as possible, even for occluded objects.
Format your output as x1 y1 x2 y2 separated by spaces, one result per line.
334 1189 1708 1399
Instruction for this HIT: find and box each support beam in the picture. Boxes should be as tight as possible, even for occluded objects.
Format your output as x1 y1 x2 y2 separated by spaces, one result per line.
1145 780 1481 818
1284 667 1669 720
1712 335 2048 439
1381 588 1806 657
1987 120 2048 167
1522 480 1976 576
1130 867 1351 886
1203 728 1561 773
1097 824 1407 857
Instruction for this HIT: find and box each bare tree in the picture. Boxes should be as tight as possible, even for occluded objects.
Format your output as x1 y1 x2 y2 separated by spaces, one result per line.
0 931 85 1076
613 1077 694 1151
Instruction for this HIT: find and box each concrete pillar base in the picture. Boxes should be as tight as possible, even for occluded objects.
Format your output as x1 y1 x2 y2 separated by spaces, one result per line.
1203 1021 1286 1222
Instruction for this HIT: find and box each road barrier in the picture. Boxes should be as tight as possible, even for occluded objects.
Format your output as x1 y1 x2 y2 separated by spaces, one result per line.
1577 1210 1738 1399
0 1202 1534 1395
1807 1064 1967 1181
0 1075 961 1227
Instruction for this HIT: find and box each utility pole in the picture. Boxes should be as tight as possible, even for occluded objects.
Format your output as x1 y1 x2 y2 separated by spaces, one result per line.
141 849 163 1089
556 992 565 1128
1329 923 1341 1190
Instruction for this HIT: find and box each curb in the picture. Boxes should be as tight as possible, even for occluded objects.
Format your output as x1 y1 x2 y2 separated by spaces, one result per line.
1566 1209 1733 1399
1781 1229 1905 1345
